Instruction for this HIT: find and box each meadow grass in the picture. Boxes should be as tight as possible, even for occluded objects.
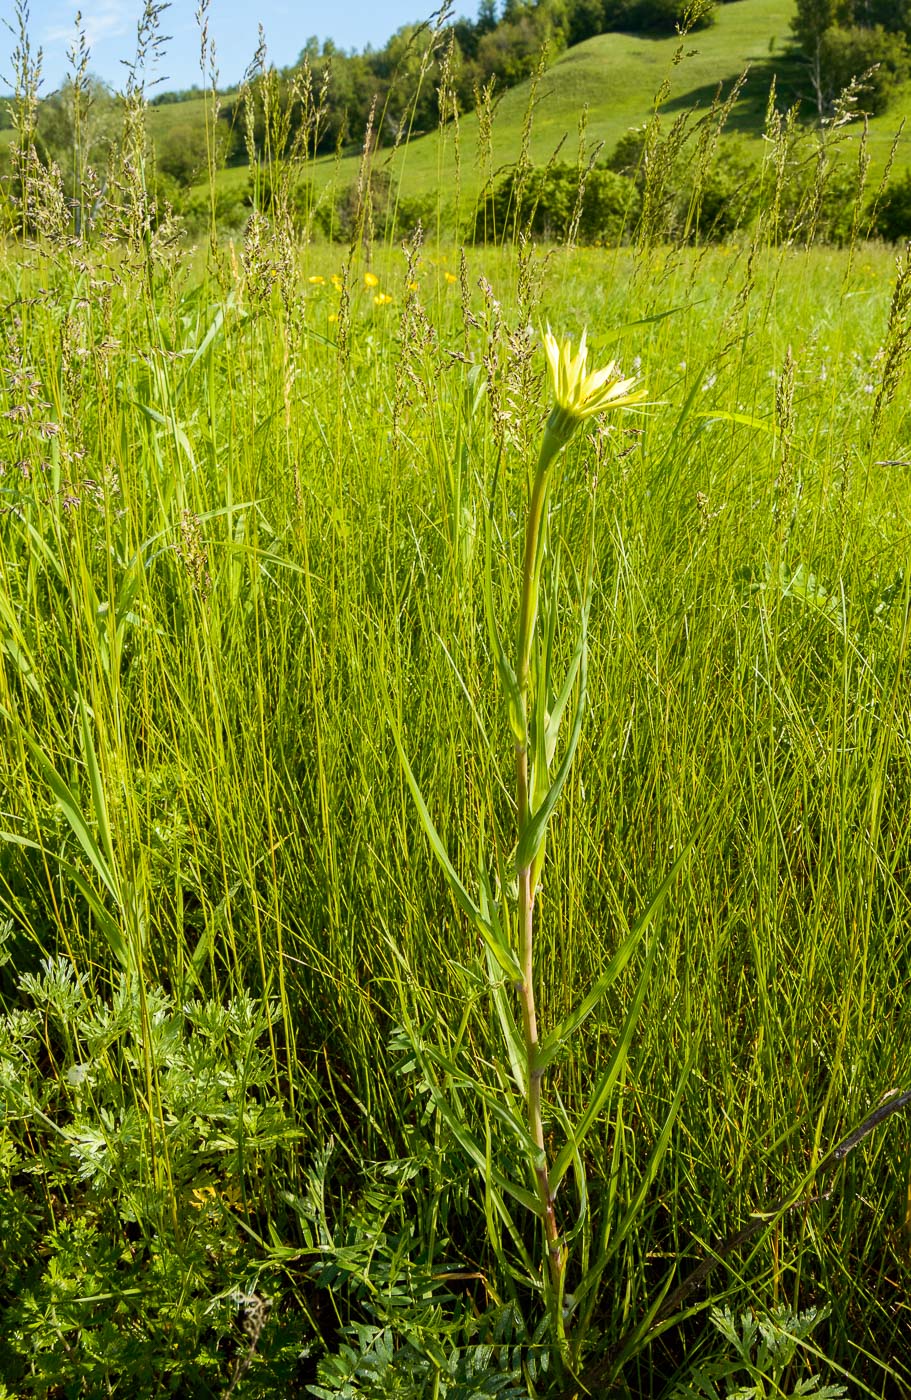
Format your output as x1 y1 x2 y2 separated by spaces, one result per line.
0 223 909 1393
2 15 911 1383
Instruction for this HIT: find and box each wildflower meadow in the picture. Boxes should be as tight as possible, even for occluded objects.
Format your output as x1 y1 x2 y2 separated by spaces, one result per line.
1 2 911 1395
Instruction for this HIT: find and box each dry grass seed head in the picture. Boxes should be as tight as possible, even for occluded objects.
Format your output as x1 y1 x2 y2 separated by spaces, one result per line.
393 222 438 442
871 241 911 442
773 345 797 543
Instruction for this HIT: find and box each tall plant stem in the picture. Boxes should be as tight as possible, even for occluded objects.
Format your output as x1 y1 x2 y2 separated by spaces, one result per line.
517 437 556 695
516 437 565 1291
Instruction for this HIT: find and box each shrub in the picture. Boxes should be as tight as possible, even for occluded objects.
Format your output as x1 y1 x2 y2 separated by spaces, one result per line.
609 0 717 34
760 141 864 246
606 125 649 182
475 10 560 87
818 24 910 115
871 171 911 242
156 123 204 187
577 165 642 242
246 166 319 236
472 161 639 245
313 172 392 243
696 141 762 238
174 182 249 235
312 172 438 243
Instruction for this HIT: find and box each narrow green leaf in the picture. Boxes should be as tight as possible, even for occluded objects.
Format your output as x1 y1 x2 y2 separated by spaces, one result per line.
183 290 236 377
608 303 695 338
414 1049 541 1215
484 518 525 744
481 1112 538 1283
695 409 776 433
0 586 41 694
545 623 586 767
0 828 130 970
386 700 522 982
539 837 695 1063
604 1037 699 1265
77 691 116 878
485 944 527 1098
67 868 131 971
479 863 526 1097
16 727 120 906
514 626 588 873
651 368 710 478
127 397 197 471
549 934 659 1189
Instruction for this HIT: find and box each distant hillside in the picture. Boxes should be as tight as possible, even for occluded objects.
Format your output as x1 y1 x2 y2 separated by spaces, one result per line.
12 0 911 222
201 0 911 206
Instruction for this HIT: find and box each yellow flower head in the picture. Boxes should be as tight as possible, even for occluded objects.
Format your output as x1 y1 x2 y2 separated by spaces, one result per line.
543 327 646 433
444 271 457 284
364 271 380 288
330 274 343 291
308 274 325 285
373 292 393 306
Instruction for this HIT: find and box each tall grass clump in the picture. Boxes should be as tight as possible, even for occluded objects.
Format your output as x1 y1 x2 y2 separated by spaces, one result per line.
0 6 910 1396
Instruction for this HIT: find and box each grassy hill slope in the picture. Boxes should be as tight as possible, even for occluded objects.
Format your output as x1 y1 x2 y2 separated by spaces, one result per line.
19 0 911 219
368 0 911 205
212 0 806 205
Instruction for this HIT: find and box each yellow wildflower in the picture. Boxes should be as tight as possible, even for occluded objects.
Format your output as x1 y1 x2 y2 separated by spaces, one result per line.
308 274 325 285
373 292 393 306
189 1183 243 1212
543 326 646 446
364 271 380 288
189 1185 217 1209
330 274 343 290
407 280 419 291
444 272 457 284
328 312 338 323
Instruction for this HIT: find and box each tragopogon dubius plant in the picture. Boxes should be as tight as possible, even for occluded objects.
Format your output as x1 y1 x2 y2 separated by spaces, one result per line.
393 328 691 1372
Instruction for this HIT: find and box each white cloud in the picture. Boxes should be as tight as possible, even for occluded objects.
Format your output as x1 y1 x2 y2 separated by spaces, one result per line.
41 0 133 51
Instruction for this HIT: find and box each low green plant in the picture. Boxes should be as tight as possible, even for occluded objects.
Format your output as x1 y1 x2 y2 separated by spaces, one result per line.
0 947 312 1393
472 162 640 246
870 169 911 241
391 329 700 1380
671 1305 848 1399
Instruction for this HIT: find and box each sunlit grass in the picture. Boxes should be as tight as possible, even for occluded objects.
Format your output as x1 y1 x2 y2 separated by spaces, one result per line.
0 222 909 1392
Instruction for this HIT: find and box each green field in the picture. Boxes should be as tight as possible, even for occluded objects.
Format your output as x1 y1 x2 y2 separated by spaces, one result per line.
3 3 911 1390
1 210 911 1391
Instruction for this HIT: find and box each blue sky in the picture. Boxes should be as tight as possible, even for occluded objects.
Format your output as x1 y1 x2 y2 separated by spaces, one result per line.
8 0 458 96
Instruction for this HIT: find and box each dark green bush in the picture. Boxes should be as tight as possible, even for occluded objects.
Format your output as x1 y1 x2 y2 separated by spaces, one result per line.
311 172 438 243
156 122 204 187
610 0 717 33
870 171 911 242
472 161 639 244
245 165 320 236
696 141 762 237
818 24 910 114
168 180 248 235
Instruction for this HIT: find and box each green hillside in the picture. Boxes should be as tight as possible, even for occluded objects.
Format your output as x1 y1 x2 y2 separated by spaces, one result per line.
199 0 911 213
15 0 911 217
